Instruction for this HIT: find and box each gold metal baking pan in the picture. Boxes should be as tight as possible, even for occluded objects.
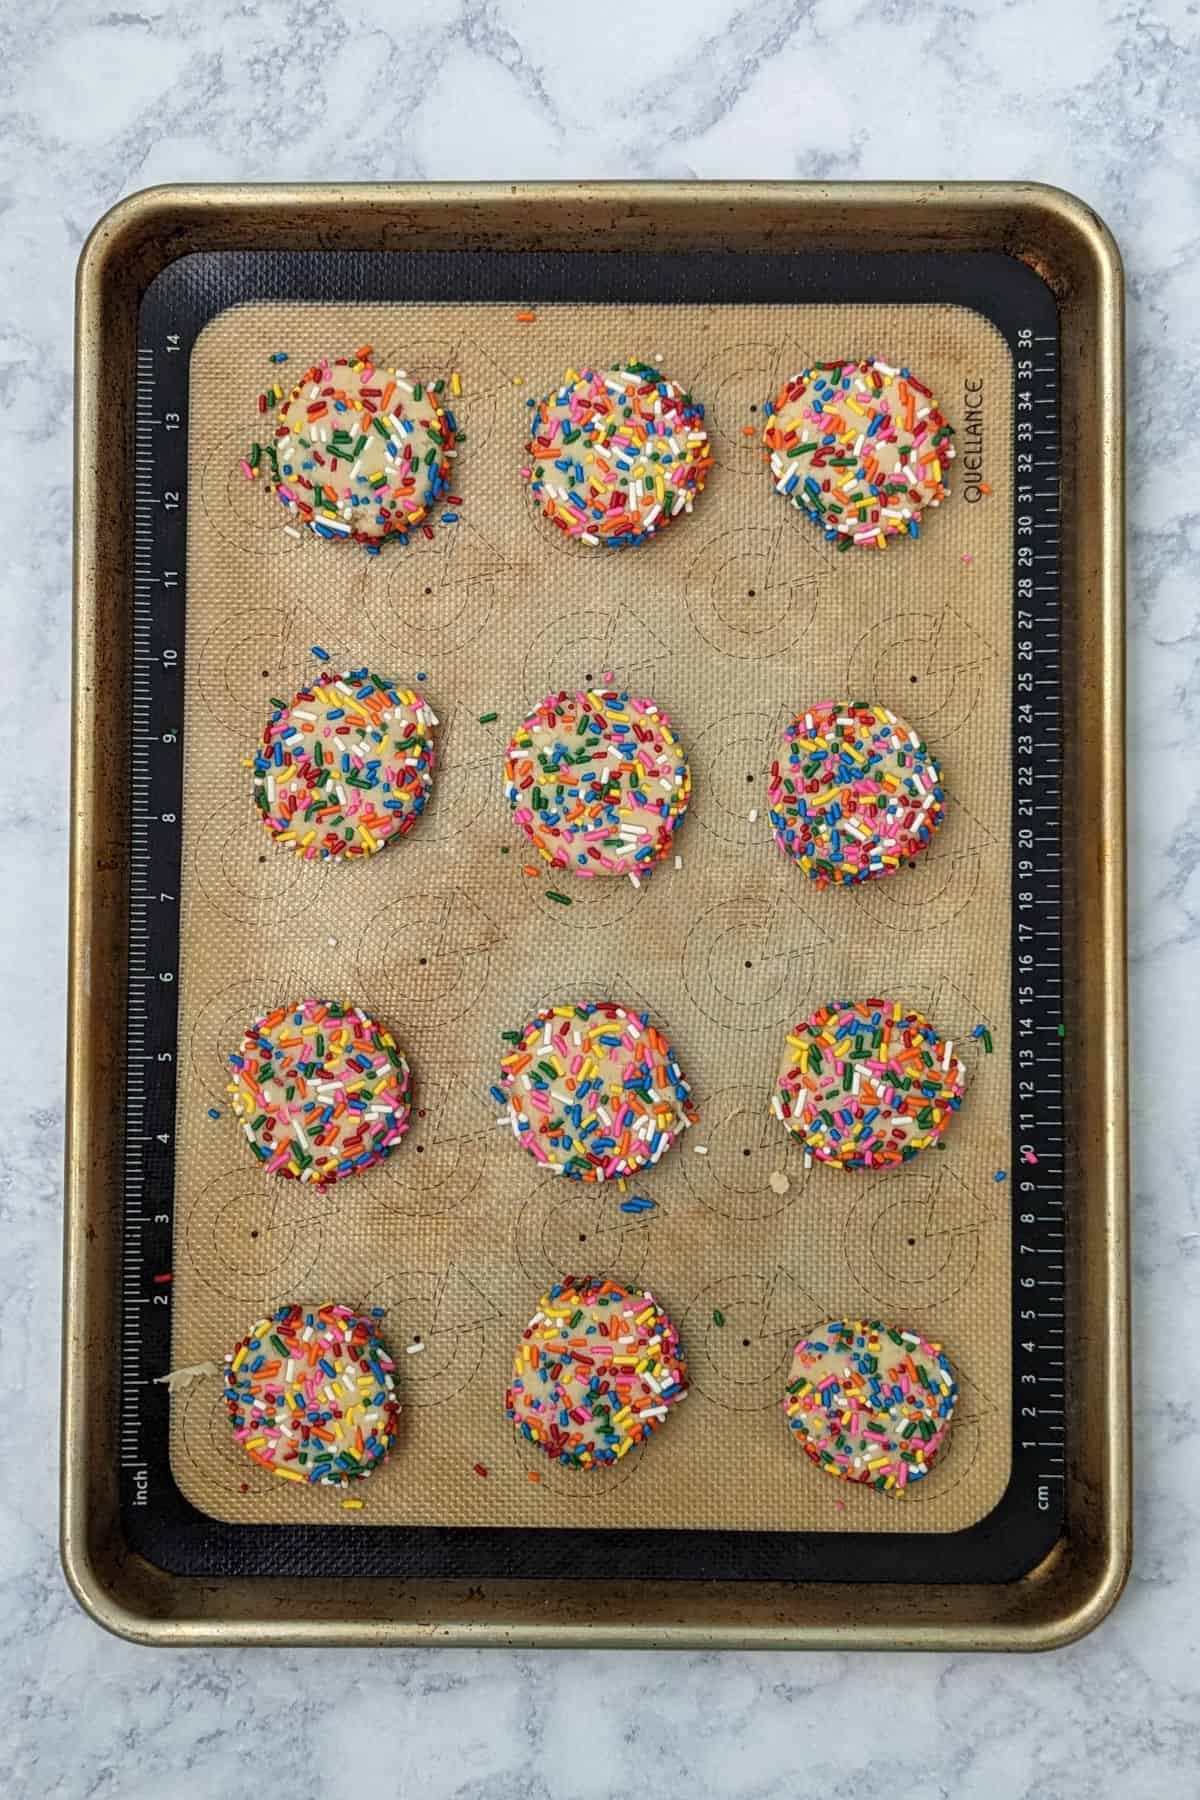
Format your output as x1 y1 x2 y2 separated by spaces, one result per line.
64 182 1128 1648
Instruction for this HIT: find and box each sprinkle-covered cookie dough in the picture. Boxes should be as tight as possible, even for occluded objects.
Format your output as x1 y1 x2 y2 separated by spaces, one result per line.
252 668 436 862
224 1301 401 1485
522 362 713 546
763 357 954 548
773 1000 965 1169
505 688 691 880
229 1000 411 1184
768 701 945 885
783 1318 957 1493
498 1002 696 1181
507 1276 687 1468
245 348 455 547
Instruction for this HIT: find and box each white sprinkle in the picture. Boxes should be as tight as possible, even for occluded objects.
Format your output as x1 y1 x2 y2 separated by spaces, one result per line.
674 854 683 870
327 936 338 948
405 1340 426 1355
768 1170 790 1196
693 1144 708 1155
748 808 758 823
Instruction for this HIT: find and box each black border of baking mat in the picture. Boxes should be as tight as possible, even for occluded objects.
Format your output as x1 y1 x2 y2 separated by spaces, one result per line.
122 247 1064 1583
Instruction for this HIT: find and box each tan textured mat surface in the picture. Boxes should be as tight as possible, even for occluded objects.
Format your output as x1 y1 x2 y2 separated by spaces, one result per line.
169 300 1012 1533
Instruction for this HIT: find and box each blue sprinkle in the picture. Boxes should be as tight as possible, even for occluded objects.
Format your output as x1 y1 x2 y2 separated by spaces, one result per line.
207 1107 221 1120
310 644 330 662
993 1169 1008 1183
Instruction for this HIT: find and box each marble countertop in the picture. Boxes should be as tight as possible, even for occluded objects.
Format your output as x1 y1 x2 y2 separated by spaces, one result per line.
2 2 1192 1794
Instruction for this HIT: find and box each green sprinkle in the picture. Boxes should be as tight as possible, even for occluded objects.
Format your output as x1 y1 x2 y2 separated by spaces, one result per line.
478 711 498 724
545 890 572 905
713 1309 725 1327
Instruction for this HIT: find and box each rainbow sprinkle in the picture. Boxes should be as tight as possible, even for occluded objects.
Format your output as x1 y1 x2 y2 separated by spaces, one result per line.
522 362 712 546
505 688 691 880
772 1000 966 1169
224 1301 400 1485
763 357 954 549
783 1319 958 1494
251 668 436 862
768 701 945 885
228 999 411 1185
498 1001 697 1181
244 347 456 548
507 1276 687 1468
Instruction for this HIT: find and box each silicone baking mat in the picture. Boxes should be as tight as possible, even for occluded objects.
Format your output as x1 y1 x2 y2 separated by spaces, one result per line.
165 290 1013 1543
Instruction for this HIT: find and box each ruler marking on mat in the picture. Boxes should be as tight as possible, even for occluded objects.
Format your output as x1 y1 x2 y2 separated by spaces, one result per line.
1012 323 1066 1523
121 329 187 1503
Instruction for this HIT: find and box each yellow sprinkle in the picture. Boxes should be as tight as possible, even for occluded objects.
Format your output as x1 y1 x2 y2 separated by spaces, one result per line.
273 1467 306 1482
451 371 462 396
342 1498 364 1510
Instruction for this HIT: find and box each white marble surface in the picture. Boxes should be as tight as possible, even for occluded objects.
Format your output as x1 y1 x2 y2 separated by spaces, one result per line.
0 0 1192 1793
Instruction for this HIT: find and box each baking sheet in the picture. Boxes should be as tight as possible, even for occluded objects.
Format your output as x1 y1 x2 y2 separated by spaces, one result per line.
168 298 1013 1534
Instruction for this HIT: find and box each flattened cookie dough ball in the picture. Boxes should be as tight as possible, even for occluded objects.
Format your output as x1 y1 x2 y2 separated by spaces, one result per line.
229 999 412 1184
507 1275 687 1468
248 348 454 546
224 1301 401 1485
253 668 437 862
498 1001 696 1181
505 687 691 880
763 357 954 549
768 701 945 886
783 1318 957 1494
773 1000 965 1169
522 361 713 546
